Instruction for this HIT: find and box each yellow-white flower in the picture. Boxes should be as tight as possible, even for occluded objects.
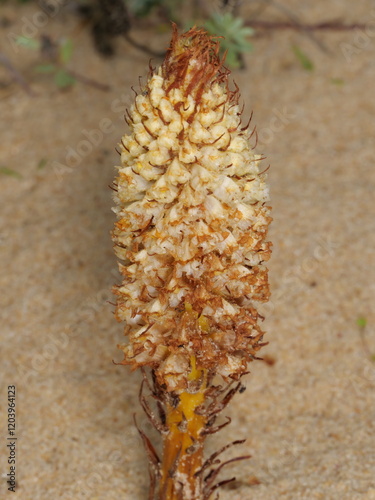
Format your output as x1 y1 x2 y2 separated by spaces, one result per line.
112 26 272 392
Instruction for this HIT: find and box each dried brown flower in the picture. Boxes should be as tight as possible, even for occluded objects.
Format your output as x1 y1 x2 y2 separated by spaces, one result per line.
112 25 272 499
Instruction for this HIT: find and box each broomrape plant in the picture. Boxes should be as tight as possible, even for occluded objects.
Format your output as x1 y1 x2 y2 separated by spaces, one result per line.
112 25 272 500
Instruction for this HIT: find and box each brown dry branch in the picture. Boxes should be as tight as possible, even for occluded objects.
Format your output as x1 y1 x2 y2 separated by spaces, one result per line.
66 69 110 91
248 20 370 31
0 53 35 96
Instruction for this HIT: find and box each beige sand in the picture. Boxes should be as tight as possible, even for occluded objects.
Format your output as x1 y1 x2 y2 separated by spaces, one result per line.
1 2 375 499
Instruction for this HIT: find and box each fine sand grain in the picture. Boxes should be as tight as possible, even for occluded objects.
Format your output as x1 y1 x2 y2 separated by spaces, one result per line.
1 2 375 499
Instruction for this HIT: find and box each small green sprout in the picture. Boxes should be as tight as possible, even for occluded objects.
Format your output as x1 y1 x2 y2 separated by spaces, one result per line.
54 69 76 89
59 39 74 65
357 317 367 329
356 317 375 363
331 77 345 86
292 44 314 71
0 166 22 179
37 159 48 170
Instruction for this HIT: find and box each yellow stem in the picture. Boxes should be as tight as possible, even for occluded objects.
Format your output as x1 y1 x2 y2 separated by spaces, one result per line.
159 358 207 500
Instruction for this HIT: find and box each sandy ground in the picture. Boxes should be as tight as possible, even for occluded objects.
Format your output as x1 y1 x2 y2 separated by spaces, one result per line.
1 1 375 499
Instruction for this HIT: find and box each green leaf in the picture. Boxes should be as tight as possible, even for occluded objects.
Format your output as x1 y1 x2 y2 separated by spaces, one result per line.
331 77 344 86
34 64 56 74
37 158 48 169
204 12 253 68
224 50 241 69
16 36 40 50
60 39 74 65
292 45 314 71
370 354 375 363
54 69 76 89
0 166 22 179
357 317 367 328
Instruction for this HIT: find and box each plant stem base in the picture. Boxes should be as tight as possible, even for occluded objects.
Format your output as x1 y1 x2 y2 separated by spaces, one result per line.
159 377 207 499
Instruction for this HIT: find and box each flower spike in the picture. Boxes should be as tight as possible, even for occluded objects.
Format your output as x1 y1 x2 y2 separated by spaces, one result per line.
112 25 272 500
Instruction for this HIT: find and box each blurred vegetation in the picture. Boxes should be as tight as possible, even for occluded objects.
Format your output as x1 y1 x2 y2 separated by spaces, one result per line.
127 0 254 67
1 0 255 68
1 0 334 94
204 12 253 68
15 35 77 89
